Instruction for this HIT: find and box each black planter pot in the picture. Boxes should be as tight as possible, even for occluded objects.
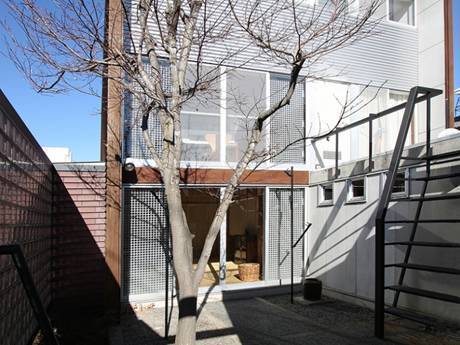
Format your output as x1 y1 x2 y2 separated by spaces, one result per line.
303 278 322 301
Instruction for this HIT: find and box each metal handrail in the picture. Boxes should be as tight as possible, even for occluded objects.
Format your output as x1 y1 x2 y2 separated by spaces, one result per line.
312 87 442 177
373 86 442 338
0 244 59 345
293 222 312 249
290 223 313 304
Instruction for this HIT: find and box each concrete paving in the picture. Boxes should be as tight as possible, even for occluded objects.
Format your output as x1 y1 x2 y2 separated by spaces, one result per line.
113 294 460 345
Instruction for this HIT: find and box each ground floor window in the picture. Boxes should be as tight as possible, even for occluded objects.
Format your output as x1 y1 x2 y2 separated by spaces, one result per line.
226 188 264 284
122 186 305 300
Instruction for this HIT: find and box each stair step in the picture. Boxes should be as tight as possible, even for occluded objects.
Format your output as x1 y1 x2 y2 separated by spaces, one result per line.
385 219 460 224
385 263 460 275
408 172 460 181
385 241 460 248
399 194 460 202
385 285 460 304
384 307 439 326
401 149 460 162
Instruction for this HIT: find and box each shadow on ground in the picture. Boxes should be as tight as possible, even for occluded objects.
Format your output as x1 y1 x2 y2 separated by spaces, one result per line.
112 293 460 345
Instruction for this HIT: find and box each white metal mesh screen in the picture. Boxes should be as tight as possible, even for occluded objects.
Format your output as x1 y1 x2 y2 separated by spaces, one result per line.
124 61 171 159
270 74 305 163
266 188 305 281
122 188 172 298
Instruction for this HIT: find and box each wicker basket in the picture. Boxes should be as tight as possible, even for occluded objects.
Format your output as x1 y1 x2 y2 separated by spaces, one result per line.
238 263 260 282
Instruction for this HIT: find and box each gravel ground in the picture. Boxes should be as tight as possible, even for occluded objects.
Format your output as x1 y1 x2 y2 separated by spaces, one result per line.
111 293 460 345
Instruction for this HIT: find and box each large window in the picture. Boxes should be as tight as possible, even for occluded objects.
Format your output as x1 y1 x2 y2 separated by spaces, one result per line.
306 80 359 167
182 113 220 161
375 90 411 155
181 64 221 162
125 65 306 165
388 0 415 26
226 70 267 162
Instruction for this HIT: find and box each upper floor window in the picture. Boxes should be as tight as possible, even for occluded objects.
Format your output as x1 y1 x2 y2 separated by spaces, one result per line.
124 65 305 165
388 0 415 26
304 0 359 16
182 64 221 162
226 70 267 163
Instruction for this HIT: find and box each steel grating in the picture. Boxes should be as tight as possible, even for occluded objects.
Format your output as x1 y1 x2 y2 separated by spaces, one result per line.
122 188 173 298
270 74 305 163
124 61 170 159
266 188 305 281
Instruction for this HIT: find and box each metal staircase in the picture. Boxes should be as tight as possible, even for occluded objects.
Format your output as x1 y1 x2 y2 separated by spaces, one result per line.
374 86 460 338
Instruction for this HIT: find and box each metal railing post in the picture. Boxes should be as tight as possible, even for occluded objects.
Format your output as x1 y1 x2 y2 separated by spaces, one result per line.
335 132 339 178
0 245 59 345
375 217 385 338
369 115 374 172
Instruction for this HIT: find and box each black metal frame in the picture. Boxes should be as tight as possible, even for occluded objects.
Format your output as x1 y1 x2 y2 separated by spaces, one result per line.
372 86 460 338
312 88 442 177
285 166 313 304
0 244 59 345
312 86 460 338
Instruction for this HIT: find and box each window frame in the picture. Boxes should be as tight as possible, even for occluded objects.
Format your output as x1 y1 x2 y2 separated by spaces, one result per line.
302 0 360 16
180 111 221 162
346 176 367 203
391 169 409 199
225 68 269 163
386 0 417 28
318 183 334 206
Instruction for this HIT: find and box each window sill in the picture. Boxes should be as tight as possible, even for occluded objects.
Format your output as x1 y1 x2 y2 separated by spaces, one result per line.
318 201 333 207
391 192 408 200
345 197 366 204
385 19 416 29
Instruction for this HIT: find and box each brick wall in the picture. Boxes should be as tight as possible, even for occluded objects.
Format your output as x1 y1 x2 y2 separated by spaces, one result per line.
52 163 108 311
0 91 54 345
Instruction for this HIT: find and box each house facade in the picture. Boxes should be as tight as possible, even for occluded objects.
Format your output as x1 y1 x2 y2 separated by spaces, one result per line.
102 0 457 313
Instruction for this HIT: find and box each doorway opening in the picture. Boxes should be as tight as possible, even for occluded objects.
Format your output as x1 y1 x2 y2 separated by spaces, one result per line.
182 188 220 287
226 188 264 284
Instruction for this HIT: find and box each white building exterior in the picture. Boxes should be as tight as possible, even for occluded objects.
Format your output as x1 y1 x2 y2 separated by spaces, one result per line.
117 0 458 326
42 147 72 163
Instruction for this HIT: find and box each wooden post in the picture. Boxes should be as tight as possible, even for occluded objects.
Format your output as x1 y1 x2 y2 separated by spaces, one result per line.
102 0 123 321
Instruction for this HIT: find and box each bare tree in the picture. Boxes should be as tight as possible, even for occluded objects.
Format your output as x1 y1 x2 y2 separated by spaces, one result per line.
2 0 381 343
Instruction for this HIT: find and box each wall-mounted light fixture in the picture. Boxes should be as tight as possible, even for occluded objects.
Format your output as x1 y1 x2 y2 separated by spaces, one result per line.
124 162 135 172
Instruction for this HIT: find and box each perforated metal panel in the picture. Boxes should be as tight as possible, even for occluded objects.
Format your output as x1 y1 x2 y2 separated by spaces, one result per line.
122 188 172 298
270 74 305 163
124 61 170 159
266 188 304 281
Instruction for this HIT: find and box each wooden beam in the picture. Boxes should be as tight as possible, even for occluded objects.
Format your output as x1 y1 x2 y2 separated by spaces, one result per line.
124 167 309 185
103 0 123 320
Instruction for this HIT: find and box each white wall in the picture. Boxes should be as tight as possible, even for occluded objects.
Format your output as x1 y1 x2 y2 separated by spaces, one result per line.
126 0 420 91
416 0 447 140
42 146 72 163
306 133 460 322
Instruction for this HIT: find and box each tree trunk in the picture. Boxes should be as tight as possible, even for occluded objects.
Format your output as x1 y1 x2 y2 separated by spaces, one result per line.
175 296 198 345
162 174 199 345
172 226 198 345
